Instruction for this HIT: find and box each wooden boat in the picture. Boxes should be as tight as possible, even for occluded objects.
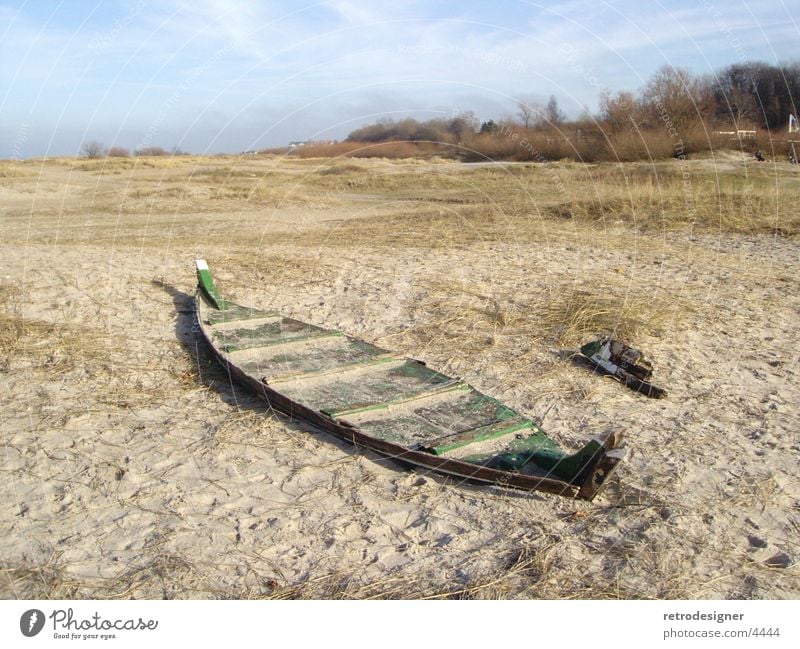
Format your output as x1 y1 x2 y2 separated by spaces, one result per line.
194 260 627 500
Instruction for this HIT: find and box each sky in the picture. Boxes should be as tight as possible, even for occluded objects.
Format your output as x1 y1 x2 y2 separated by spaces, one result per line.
1 0 798 157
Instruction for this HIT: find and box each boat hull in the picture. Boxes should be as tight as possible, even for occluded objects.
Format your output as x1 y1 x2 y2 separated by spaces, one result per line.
193 261 626 500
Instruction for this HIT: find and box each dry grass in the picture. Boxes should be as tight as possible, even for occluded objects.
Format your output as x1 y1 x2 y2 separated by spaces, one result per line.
289 140 454 159
8 155 795 249
319 126 742 165
0 284 74 371
0 283 119 374
0 162 34 178
2 534 673 600
70 155 210 174
540 166 798 234
1 558 83 599
0 283 23 354
1 553 272 600
317 163 367 175
215 253 339 289
536 287 673 346
2 154 798 602
381 278 676 381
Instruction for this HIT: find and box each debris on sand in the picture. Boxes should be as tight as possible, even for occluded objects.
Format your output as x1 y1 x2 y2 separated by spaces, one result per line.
579 337 667 398
764 552 794 569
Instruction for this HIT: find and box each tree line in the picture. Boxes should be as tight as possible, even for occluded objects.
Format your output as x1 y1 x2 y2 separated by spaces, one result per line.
335 61 800 162
79 142 186 159
599 61 799 134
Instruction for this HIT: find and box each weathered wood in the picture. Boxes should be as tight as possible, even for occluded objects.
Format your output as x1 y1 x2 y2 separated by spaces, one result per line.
200 317 584 495
235 335 386 377
579 337 666 398
264 352 404 385
269 355 407 386
205 304 279 326
578 447 628 500
422 417 533 455
319 375 467 419
227 331 344 362
194 260 627 500
214 317 332 352
195 259 223 309
333 385 524 448
210 315 282 332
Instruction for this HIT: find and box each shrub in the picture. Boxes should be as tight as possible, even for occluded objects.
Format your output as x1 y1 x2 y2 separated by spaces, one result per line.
80 141 106 159
290 140 458 159
135 146 167 156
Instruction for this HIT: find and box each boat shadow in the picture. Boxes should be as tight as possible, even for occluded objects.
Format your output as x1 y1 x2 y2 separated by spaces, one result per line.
156 280 551 501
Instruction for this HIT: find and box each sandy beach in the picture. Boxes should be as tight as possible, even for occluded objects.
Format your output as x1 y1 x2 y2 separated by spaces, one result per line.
1 154 798 598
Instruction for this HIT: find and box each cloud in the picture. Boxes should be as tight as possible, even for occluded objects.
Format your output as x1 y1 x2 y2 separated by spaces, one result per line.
1 0 797 156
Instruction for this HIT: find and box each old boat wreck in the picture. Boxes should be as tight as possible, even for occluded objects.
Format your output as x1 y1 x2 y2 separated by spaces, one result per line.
194 260 627 500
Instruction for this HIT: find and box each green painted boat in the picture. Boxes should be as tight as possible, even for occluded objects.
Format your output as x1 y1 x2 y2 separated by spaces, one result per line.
194 260 627 499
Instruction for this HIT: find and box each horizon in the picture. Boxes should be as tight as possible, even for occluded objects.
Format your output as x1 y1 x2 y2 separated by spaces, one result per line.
1 0 797 158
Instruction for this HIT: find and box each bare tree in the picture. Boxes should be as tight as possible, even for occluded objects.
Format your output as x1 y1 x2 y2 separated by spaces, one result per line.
81 140 106 159
107 146 130 158
135 146 167 156
447 111 478 142
640 65 702 133
544 95 565 126
517 101 535 131
599 90 639 133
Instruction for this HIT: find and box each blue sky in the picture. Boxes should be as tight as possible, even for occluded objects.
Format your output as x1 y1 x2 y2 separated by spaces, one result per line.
1 0 798 157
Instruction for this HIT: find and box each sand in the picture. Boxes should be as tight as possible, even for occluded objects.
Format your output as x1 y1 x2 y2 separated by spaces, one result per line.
1 154 798 599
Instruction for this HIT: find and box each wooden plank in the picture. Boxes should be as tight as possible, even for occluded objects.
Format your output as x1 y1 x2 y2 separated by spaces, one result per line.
236 336 390 378
226 331 344 363
276 359 463 418
412 392 519 432
457 428 562 468
264 352 405 384
333 386 526 449
210 315 282 332
269 356 408 386
322 378 467 419
214 317 332 352
422 417 534 455
347 414 448 446
205 304 280 326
